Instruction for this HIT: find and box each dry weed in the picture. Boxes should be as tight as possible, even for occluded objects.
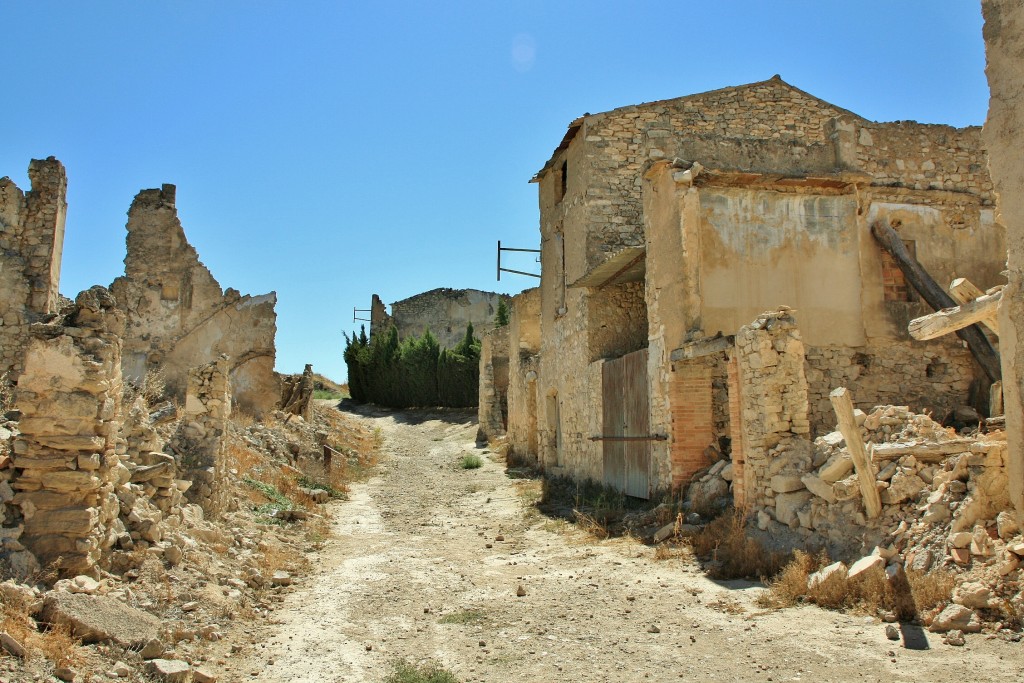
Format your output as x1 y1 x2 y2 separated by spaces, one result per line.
907 567 955 612
686 510 789 579
36 622 80 668
572 510 610 540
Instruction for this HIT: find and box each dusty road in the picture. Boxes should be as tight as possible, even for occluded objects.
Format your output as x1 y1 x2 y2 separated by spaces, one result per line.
217 405 1022 682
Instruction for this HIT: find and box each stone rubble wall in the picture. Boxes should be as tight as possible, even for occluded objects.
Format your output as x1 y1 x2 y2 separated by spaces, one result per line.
477 326 509 442
110 184 279 416
9 287 125 577
167 357 230 517
804 341 978 436
730 309 812 513
0 158 68 379
383 288 510 351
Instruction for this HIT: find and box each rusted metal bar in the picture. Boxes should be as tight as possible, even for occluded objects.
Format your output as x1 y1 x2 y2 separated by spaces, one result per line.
589 434 667 442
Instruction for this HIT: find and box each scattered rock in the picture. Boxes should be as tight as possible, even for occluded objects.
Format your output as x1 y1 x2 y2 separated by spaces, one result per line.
54 667 76 682
271 570 292 587
953 582 993 610
647 625 660 633
516 585 526 597
40 592 161 648
146 659 191 683
929 604 982 633
885 625 899 641
0 631 25 658
193 667 218 683
944 629 966 646
139 638 165 660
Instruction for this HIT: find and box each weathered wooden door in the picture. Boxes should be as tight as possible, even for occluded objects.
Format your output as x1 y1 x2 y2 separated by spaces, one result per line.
602 348 650 499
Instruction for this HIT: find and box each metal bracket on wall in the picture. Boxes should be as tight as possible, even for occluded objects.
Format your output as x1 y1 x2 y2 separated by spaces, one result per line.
497 240 541 280
353 307 371 323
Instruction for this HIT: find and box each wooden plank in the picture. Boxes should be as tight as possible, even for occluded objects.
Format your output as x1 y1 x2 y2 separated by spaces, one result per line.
949 278 999 335
871 439 976 462
871 220 1001 382
829 387 882 519
669 335 735 363
908 290 1002 341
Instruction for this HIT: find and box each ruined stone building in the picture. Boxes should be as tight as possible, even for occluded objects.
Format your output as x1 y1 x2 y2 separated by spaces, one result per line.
510 76 1005 499
369 288 509 350
110 184 279 416
0 158 292 576
0 158 68 380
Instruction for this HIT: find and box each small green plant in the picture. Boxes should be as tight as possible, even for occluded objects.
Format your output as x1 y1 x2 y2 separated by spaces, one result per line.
459 453 483 469
385 659 460 683
297 475 346 499
243 477 293 521
438 609 485 625
313 388 346 400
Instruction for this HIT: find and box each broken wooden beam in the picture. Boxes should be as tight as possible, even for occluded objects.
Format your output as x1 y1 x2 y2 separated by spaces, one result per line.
871 220 1001 382
829 387 882 519
871 438 977 462
669 334 735 363
949 278 1000 335
908 289 1002 341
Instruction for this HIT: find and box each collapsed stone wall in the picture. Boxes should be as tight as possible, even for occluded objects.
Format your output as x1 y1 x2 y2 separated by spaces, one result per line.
110 184 279 416
0 158 67 380
9 287 124 577
804 342 978 435
381 288 510 350
280 363 315 422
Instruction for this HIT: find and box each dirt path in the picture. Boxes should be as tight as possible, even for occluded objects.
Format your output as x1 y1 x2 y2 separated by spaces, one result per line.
215 406 1022 682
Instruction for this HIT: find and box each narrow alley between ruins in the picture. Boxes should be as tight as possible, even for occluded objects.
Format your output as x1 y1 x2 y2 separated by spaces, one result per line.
214 404 1019 683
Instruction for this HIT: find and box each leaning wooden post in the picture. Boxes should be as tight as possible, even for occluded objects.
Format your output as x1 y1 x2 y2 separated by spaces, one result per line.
829 387 882 519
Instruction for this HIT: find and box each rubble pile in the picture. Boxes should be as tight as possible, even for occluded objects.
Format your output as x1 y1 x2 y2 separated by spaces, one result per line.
687 404 1022 631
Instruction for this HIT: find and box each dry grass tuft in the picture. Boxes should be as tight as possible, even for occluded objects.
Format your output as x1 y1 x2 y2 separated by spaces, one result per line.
907 567 955 612
685 510 789 580
760 553 953 618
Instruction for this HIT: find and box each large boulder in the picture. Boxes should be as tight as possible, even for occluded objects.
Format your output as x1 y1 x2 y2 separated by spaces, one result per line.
40 592 161 647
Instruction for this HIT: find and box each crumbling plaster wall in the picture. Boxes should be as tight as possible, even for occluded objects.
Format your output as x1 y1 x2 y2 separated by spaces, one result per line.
382 288 509 351
0 158 67 379
506 288 540 465
110 184 279 416
642 162 1002 452
982 0 1024 522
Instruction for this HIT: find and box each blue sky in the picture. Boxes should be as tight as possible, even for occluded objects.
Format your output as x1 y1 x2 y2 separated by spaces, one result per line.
0 2 989 382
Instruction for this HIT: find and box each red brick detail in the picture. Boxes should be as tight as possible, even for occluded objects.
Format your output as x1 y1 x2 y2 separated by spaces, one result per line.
669 362 714 489
726 356 746 508
881 240 915 302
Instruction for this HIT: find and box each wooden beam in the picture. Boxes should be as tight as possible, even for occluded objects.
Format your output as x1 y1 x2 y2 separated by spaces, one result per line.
670 334 735 363
871 220 1001 382
871 438 977 462
829 387 882 519
908 289 1002 341
949 278 999 335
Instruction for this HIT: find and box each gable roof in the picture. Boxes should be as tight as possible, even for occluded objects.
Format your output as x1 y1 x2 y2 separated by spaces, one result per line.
531 75 864 181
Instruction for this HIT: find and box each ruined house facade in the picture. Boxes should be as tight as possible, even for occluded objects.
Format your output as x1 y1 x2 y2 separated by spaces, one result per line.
369 288 509 350
523 77 1005 498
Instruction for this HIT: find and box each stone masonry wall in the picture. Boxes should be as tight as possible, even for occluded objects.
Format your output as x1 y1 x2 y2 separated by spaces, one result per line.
0 158 68 379
167 357 230 517
477 326 510 442
804 341 978 436
731 309 812 513
10 287 125 577
983 0 1024 523
110 184 279 416
386 288 509 351
506 288 540 465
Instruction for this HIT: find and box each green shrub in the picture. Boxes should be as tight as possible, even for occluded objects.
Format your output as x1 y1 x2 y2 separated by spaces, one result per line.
459 454 483 469
343 323 480 409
